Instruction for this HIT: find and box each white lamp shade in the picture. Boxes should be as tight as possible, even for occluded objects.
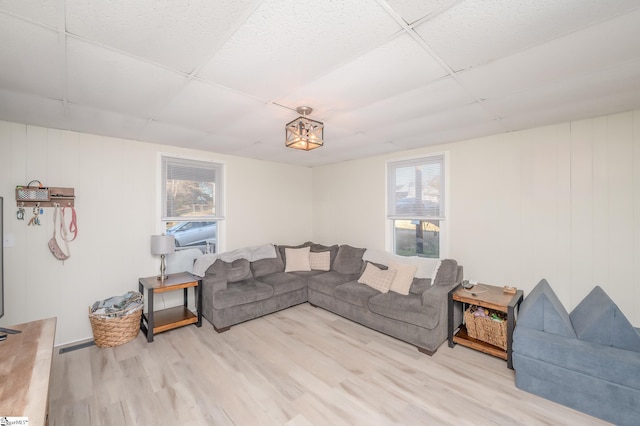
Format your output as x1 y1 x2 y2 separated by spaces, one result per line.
150 235 175 255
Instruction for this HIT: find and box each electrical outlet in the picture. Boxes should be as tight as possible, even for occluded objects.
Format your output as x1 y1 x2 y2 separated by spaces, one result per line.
3 233 15 247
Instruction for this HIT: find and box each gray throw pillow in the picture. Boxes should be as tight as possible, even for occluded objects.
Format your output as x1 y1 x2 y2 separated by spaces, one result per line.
333 245 366 275
570 286 640 352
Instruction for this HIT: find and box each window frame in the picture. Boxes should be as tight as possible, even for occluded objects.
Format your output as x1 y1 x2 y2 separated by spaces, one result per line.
159 154 225 253
385 152 449 259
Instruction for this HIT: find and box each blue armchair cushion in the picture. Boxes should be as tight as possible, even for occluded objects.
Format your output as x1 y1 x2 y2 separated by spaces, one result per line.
570 286 640 352
517 279 576 338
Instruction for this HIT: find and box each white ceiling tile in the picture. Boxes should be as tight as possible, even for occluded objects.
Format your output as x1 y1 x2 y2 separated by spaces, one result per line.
328 77 476 132
415 0 640 71
66 38 188 118
0 89 65 128
0 14 64 99
0 0 64 29
373 102 495 141
66 103 148 140
139 120 209 147
384 0 458 24
154 80 266 133
214 103 295 143
197 0 402 100
278 34 448 112
456 9 640 102
65 0 258 73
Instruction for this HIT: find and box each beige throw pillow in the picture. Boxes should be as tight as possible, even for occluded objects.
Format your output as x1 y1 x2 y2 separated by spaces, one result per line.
358 262 396 293
309 251 331 271
285 247 311 272
388 260 418 295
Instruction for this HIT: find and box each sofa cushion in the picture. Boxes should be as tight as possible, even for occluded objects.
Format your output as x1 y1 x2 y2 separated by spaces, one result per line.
433 259 458 286
333 245 366 275
309 251 331 271
251 251 285 278
212 278 274 309
517 279 576 338
358 262 396 293
335 281 381 308
285 247 311 272
209 258 252 283
388 260 418 296
258 272 307 296
570 286 640 352
308 271 357 297
368 292 438 329
409 277 431 295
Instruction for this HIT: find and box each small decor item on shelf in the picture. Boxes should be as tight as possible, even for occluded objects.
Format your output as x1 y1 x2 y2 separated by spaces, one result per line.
89 291 143 348
464 305 508 350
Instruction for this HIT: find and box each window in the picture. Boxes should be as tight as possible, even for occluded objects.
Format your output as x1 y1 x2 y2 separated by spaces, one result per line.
161 155 224 253
387 154 445 258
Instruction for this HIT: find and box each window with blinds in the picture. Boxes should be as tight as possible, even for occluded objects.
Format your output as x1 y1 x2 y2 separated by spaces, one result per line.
161 155 223 252
387 154 445 258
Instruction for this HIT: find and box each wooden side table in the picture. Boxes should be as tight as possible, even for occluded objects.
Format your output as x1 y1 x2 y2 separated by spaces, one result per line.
139 271 202 342
448 283 523 368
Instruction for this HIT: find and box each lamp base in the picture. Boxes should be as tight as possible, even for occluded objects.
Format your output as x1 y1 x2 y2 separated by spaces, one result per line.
157 254 168 281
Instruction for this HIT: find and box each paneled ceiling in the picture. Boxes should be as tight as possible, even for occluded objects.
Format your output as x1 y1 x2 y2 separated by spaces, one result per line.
1 0 639 167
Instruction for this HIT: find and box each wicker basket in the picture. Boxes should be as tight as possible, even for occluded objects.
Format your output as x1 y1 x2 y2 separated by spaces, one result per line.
89 304 143 348
464 306 507 350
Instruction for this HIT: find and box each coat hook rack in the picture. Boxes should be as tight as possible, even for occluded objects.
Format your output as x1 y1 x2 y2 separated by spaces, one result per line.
16 183 75 208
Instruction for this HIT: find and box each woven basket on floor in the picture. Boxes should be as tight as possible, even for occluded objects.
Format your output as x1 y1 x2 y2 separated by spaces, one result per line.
464 307 507 350
89 304 143 348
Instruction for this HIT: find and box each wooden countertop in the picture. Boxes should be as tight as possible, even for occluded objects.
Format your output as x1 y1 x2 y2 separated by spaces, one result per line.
0 317 57 425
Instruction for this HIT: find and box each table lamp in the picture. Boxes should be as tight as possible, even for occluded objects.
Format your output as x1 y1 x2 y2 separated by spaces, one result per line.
150 234 175 281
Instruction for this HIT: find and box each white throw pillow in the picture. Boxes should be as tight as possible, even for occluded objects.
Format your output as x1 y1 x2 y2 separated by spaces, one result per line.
388 260 418 296
285 247 311 272
309 251 331 271
358 263 396 293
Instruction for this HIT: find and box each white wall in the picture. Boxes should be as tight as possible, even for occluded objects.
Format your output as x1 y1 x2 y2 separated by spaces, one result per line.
312 110 640 326
0 121 312 344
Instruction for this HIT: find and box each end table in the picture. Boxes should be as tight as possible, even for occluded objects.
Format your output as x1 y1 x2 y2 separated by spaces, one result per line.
139 271 202 342
448 283 523 368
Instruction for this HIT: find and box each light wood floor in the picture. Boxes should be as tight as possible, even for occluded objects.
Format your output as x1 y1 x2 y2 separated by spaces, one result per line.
49 303 610 425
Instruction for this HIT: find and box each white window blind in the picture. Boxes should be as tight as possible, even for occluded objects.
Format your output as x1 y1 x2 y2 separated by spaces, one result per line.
161 156 224 221
387 155 444 220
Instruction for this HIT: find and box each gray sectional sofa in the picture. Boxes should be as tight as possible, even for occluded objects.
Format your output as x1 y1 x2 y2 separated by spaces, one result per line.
201 242 463 355
513 279 640 426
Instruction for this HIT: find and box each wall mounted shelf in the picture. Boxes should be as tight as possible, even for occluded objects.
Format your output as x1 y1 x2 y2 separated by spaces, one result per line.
16 185 75 208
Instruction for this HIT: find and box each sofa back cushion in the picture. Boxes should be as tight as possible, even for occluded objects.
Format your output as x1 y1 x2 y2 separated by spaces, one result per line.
517 279 576 337
409 277 431 295
570 286 640 352
251 250 285 278
433 259 459 286
333 245 366 275
209 258 252 283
